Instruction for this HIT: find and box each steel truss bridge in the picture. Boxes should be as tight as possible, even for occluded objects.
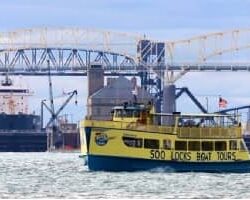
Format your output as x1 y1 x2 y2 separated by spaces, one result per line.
2 27 250 114
1 28 250 75
2 28 250 94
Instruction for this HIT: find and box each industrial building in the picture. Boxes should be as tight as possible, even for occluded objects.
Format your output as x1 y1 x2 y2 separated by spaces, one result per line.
87 64 152 120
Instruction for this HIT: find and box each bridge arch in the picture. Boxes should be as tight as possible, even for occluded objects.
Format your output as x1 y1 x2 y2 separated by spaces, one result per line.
0 27 143 72
165 28 250 63
1 27 250 75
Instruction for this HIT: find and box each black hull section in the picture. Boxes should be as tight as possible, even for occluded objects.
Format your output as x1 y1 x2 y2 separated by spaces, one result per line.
0 114 41 130
0 114 47 152
0 131 47 152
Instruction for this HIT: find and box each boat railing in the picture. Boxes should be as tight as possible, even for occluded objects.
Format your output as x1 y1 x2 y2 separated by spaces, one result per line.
177 127 242 139
84 119 175 134
125 124 242 139
126 122 175 134
84 120 242 139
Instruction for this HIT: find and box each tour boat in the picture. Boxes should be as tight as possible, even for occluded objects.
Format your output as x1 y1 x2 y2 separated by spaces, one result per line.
80 103 250 172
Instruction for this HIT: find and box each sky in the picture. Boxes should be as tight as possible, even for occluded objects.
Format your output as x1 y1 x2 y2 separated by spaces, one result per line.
1 0 250 123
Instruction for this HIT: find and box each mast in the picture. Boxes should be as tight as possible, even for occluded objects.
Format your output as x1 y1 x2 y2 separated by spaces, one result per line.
47 60 56 151
47 60 56 124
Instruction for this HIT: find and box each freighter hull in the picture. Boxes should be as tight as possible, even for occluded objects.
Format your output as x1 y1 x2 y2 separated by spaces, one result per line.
0 130 47 152
0 114 47 152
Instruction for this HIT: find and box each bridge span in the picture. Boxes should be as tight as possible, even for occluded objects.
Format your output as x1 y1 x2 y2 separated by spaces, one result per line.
1 27 250 77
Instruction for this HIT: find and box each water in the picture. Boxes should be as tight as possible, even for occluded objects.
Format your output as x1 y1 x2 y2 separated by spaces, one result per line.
1 153 250 199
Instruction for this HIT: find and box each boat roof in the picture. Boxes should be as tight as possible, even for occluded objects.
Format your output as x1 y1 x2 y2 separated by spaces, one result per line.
113 104 147 110
153 112 238 117
112 104 239 118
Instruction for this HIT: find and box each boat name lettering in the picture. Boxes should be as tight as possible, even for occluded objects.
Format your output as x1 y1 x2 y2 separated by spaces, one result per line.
171 152 191 161
217 152 236 161
150 150 166 160
197 152 212 161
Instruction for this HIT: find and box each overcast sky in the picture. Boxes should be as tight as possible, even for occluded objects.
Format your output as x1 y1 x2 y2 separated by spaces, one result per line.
1 0 250 122
1 0 250 38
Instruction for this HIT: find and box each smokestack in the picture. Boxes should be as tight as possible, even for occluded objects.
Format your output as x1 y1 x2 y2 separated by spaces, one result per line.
87 64 104 97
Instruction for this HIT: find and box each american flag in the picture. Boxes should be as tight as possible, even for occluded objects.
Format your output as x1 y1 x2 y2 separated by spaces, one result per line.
219 97 228 108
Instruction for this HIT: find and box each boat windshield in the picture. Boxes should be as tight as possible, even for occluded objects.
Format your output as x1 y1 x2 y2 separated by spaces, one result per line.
114 109 141 118
112 104 149 119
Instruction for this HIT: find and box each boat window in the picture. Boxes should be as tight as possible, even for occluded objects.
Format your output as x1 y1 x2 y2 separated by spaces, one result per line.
175 141 187 151
188 141 200 151
163 139 171 150
229 140 237 150
122 137 143 148
133 110 140 118
115 110 122 118
240 140 248 151
215 141 227 151
202 141 213 151
97 107 101 115
144 139 159 149
124 110 133 117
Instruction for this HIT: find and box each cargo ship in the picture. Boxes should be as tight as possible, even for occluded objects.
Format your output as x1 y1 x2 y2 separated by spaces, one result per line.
80 102 250 172
0 75 47 152
47 115 80 152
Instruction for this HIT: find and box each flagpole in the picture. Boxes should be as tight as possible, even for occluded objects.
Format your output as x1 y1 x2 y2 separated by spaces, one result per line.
205 97 208 112
218 95 221 111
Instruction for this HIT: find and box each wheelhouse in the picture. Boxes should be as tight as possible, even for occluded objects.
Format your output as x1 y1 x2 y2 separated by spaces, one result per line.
112 103 150 123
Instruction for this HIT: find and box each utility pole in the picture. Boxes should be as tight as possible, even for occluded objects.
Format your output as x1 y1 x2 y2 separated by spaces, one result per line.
205 97 209 113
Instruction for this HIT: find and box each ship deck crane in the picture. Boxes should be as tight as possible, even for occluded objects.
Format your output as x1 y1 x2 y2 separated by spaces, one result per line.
45 90 78 128
41 60 78 150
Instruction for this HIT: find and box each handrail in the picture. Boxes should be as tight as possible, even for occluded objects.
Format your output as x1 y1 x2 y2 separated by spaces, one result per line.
84 120 242 139
177 127 241 139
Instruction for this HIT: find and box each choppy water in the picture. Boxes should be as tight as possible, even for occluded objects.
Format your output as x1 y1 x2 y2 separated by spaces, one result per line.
1 153 250 198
